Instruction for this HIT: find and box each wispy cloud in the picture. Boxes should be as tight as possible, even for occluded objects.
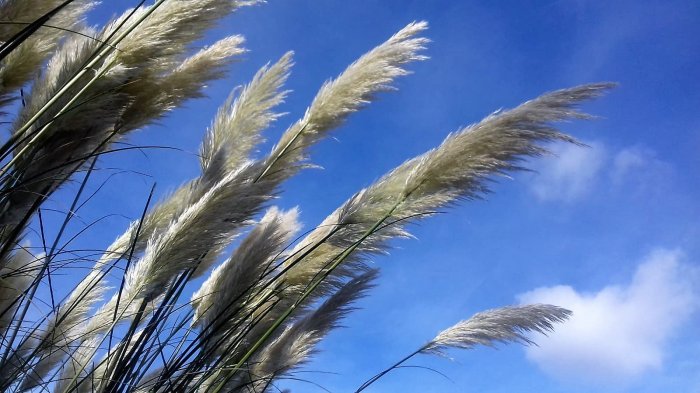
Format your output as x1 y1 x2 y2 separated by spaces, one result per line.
610 145 673 193
529 142 675 204
518 248 699 386
611 146 650 183
529 141 606 202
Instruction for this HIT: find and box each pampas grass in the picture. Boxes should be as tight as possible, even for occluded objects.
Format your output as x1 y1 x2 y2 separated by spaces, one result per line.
0 2 613 392
355 304 572 392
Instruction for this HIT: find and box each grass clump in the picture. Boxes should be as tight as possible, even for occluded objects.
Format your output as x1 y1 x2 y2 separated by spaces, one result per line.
0 1 611 392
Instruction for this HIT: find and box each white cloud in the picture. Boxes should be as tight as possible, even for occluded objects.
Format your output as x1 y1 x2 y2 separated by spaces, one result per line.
518 249 699 386
529 141 606 202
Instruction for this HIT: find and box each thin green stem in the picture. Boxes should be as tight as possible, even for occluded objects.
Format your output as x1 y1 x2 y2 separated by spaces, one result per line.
355 347 425 392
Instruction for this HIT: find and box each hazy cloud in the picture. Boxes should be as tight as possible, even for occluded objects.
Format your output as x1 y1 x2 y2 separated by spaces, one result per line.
529 141 606 202
518 248 699 386
610 145 673 193
611 146 649 183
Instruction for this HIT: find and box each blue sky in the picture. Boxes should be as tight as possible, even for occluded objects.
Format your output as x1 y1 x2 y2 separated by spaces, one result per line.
42 0 700 392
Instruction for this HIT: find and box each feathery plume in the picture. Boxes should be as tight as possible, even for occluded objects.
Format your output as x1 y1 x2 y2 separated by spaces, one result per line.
125 167 270 301
422 304 572 355
84 166 271 340
192 207 301 328
204 270 377 393
259 21 429 182
120 35 248 132
282 83 614 305
190 207 300 373
0 248 42 335
356 304 571 392
244 270 377 391
0 0 90 41
200 51 294 174
106 0 259 74
97 52 293 271
0 0 94 106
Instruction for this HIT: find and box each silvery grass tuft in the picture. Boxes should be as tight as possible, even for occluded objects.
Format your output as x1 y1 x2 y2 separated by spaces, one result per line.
0 1 613 392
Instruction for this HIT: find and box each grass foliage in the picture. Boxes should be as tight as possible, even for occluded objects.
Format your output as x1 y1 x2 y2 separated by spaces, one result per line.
0 1 610 392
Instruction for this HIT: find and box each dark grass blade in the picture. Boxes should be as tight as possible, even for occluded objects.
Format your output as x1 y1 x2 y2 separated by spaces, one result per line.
0 157 97 390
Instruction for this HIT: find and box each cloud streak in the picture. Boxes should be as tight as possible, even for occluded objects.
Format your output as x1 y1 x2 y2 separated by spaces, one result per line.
518 248 699 386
